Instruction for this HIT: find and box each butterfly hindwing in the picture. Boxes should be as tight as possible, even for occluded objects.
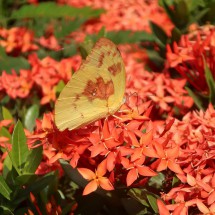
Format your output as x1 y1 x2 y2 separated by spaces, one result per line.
55 38 126 131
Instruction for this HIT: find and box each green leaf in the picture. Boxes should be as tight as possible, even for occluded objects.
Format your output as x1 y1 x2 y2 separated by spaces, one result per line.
0 206 13 215
172 175 180 187
0 47 30 73
60 159 88 188
24 146 42 174
79 38 94 59
11 2 104 19
204 57 215 104
106 30 155 44
11 120 29 174
56 81 65 94
14 172 56 205
0 175 12 200
0 127 11 143
24 104 39 132
149 21 168 48
54 18 86 38
190 0 205 9
148 173 165 189
2 155 12 179
146 193 158 213
15 174 37 186
185 87 203 110
97 26 106 38
2 107 13 120
129 189 149 207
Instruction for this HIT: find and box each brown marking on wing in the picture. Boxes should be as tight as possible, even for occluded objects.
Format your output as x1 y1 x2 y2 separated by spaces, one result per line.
108 62 122 76
83 77 114 102
74 94 80 101
98 52 105 68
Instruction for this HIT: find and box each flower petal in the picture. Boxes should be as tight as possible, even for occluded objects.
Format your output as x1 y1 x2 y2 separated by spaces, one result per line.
78 168 95 180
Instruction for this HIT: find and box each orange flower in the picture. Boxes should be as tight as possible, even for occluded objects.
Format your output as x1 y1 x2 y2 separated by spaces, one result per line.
78 159 114 195
166 26 215 94
121 156 157 186
1 70 33 99
0 27 38 54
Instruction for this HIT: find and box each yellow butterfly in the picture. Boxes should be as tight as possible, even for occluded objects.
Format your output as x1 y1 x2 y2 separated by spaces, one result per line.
55 38 126 131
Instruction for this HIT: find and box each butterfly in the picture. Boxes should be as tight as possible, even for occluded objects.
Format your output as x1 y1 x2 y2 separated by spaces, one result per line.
55 38 126 131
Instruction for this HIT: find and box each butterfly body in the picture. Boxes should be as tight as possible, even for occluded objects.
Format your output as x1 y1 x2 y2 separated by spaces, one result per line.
55 38 125 131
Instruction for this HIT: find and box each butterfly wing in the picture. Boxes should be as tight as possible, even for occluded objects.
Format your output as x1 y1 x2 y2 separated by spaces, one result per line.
55 38 125 131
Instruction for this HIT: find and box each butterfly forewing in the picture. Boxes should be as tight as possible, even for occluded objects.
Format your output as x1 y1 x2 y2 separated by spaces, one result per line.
55 38 126 131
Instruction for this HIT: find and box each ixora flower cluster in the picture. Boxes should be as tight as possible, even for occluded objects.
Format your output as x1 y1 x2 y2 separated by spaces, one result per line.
27 101 215 214
0 51 81 104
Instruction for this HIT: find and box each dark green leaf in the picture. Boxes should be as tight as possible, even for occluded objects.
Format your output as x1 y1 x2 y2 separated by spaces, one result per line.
60 159 87 188
0 206 13 215
185 87 203 110
161 0 178 26
15 174 37 186
191 8 209 23
0 47 30 73
174 0 189 27
11 2 104 19
149 21 168 47
204 57 215 104
146 50 165 68
0 175 12 200
24 104 39 132
14 172 56 205
121 198 147 215
171 27 182 42
11 120 29 174
2 107 13 120
24 146 42 174
62 43 77 57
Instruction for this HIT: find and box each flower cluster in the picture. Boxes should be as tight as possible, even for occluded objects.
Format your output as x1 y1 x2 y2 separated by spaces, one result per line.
27 98 215 214
120 45 193 116
166 24 215 95
0 54 81 104
59 0 173 35
158 104 215 214
0 27 38 55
